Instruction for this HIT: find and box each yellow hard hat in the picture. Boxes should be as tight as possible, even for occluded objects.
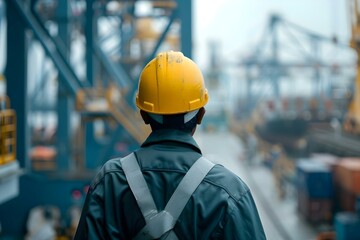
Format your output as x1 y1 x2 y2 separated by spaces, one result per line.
136 51 209 114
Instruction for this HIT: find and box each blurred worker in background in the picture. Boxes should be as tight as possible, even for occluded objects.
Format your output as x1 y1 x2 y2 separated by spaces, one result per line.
246 132 258 166
74 51 265 239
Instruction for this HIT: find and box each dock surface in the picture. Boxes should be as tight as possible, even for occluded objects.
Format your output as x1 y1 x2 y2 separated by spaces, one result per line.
194 130 318 240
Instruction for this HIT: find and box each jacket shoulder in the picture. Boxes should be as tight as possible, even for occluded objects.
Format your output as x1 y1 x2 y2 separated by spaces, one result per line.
206 164 251 201
90 158 123 188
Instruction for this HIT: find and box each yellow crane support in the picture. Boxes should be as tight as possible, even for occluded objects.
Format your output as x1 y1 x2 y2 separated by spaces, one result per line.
76 86 150 144
345 0 360 134
106 86 150 143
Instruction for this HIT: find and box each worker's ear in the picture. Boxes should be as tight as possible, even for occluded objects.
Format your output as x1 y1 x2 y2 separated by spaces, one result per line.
140 110 151 124
196 107 206 125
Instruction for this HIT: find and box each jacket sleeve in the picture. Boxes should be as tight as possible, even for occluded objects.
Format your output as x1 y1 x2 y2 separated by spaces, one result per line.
223 189 266 240
73 186 108 240
73 159 141 240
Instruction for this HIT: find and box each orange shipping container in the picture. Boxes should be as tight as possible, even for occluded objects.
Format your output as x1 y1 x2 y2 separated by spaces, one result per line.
316 231 335 240
335 158 360 194
335 185 357 212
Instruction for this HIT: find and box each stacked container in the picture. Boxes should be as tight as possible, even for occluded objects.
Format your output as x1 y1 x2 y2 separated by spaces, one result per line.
333 158 360 239
334 212 360 240
334 158 360 212
335 159 360 194
296 159 333 223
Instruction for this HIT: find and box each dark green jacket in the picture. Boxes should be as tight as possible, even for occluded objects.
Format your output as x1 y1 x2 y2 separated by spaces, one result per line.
74 129 266 239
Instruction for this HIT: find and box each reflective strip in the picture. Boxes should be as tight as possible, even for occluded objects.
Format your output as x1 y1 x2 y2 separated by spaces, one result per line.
120 153 158 219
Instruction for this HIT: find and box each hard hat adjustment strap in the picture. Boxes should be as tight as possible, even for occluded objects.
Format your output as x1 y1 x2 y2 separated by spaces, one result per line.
183 109 199 123
148 109 200 124
121 153 215 240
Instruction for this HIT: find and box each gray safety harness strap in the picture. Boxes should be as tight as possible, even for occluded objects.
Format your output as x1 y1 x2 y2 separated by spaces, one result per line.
163 156 215 221
121 153 215 240
120 153 158 219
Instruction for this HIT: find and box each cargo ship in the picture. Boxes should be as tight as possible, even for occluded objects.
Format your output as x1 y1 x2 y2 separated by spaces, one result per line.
253 97 345 156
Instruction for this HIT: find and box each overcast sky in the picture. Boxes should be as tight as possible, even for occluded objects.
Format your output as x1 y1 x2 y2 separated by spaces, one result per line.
193 0 349 68
192 0 354 109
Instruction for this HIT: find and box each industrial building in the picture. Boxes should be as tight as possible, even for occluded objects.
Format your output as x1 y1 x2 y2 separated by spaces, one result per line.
0 0 360 239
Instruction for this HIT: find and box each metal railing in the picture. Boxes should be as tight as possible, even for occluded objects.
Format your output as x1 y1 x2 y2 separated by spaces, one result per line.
76 86 149 144
0 96 16 165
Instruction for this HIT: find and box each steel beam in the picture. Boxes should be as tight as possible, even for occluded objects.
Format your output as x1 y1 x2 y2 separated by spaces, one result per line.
5 0 30 169
86 0 94 86
178 0 192 58
10 0 84 96
93 43 131 88
56 0 73 170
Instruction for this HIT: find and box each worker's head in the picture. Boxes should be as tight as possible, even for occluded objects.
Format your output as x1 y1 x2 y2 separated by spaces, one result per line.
136 51 209 133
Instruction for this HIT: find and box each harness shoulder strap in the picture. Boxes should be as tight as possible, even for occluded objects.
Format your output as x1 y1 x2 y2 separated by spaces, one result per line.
135 156 215 240
121 153 215 239
164 157 215 219
120 153 158 219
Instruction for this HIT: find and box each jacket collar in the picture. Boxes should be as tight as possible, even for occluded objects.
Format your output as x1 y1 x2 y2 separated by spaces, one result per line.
141 129 202 153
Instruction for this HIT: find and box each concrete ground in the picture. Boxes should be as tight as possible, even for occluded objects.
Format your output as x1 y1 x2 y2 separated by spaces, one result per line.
194 130 319 240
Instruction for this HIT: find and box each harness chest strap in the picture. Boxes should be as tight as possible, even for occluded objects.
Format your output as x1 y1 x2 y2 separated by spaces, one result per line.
121 153 215 240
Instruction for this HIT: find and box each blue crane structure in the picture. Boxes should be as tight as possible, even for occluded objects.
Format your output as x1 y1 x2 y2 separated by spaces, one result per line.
0 0 193 236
